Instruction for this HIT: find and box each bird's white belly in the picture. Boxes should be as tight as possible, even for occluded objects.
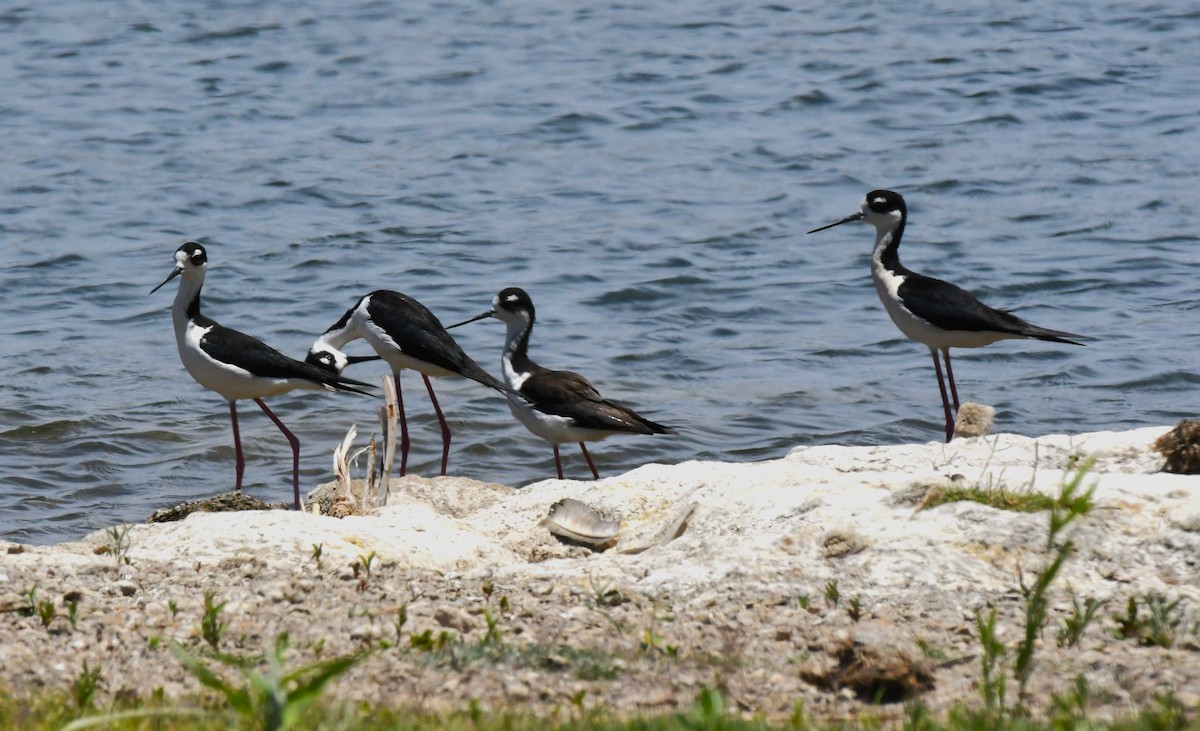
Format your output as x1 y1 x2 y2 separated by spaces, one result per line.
871 266 1016 350
505 395 616 445
179 323 302 402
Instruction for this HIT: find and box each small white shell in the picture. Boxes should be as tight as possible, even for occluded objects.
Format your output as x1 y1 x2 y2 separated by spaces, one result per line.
542 498 622 549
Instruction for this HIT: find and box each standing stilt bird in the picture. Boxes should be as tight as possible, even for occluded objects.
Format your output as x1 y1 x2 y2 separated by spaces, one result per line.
307 290 508 477
151 242 371 509
449 287 674 480
808 190 1084 441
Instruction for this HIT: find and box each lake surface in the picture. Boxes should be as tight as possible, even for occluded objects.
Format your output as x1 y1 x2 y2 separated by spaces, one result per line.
2 1 1198 544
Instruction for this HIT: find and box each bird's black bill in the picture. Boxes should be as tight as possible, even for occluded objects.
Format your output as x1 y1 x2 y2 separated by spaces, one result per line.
346 355 382 365
332 378 375 397
446 310 496 329
807 211 863 234
149 266 182 294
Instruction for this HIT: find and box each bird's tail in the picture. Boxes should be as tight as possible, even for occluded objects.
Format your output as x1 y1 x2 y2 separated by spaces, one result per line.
1026 326 1087 346
639 416 676 435
614 403 676 435
460 361 512 395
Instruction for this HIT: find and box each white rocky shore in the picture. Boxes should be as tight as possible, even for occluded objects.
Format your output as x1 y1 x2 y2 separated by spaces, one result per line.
2 426 1198 722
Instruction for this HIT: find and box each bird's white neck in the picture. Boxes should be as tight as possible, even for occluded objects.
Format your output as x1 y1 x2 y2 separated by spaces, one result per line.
498 314 534 388
312 327 352 354
171 268 206 338
870 226 895 273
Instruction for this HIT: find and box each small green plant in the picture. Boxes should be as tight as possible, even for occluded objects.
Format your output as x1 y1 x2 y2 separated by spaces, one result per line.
18 584 38 617
71 661 103 710
1113 594 1187 648
796 593 811 611
36 598 57 628
822 579 840 608
173 633 371 731
543 646 620 682
790 698 812 729
310 543 323 568
846 596 864 622
392 604 408 646
974 607 1008 714
200 592 229 651
638 601 678 660
1049 674 1091 728
482 607 503 647
409 629 455 653
168 600 179 618
692 688 727 728
358 550 376 575
352 551 377 592
639 625 679 660
914 638 949 662
1055 589 1104 648
66 597 80 630
1113 597 1142 641
922 482 1057 512
1011 459 1096 703
969 459 1098 718
105 524 133 567
1141 692 1193 729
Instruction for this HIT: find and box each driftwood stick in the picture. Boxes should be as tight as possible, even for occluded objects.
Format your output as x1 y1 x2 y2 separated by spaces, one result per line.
378 375 399 506
364 434 377 513
334 424 357 505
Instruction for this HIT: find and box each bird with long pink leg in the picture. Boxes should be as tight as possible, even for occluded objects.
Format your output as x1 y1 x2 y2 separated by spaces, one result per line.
809 190 1084 441
151 242 372 509
450 287 674 480
307 290 508 477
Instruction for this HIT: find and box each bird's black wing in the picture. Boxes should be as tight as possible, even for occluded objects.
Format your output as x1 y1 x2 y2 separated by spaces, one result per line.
522 368 673 435
898 274 1083 345
368 291 507 390
200 320 372 394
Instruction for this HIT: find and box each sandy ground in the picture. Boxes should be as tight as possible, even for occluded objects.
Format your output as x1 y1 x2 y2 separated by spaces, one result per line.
1 425 1198 722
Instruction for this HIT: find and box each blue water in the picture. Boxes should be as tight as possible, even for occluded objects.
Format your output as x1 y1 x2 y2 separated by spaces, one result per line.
2 1 1198 544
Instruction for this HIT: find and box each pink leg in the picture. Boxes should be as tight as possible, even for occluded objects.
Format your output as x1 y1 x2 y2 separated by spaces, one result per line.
254 398 301 511
422 374 451 476
394 373 410 477
942 348 961 412
930 349 955 443
579 442 600 480
229 401 245 491
552 444 565 480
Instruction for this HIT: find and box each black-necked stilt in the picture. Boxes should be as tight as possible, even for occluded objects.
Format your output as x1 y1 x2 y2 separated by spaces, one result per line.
151 242 371 510
808 190 1084 442
307 290 507 477
449 287 674 480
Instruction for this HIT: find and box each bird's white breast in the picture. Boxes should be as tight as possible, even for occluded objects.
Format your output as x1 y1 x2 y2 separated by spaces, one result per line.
504 394 619 445
501 356 531 391
177 321 301 401
870 258 1016 350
